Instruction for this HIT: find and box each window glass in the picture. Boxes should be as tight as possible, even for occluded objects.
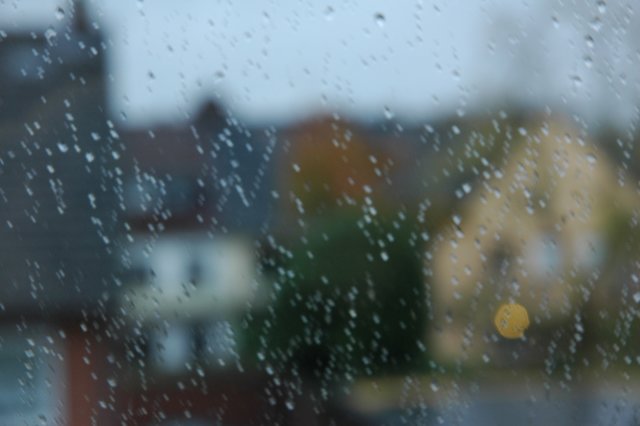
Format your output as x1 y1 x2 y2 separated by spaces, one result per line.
1 0 639 425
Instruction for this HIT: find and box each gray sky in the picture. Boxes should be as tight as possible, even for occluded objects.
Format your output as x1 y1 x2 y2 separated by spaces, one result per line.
1 0 638 128
97 0 489 126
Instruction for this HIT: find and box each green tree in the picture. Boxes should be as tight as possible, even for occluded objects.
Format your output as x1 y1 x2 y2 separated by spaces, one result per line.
263 211 428 383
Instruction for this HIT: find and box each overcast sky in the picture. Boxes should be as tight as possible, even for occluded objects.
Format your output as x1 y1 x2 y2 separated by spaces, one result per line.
1 0 638 128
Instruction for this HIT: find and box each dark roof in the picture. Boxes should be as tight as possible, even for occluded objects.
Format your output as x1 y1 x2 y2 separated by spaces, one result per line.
0 17 120 316
120 102 276 235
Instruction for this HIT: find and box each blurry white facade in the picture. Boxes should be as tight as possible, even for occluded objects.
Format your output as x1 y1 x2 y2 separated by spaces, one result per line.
120 233 257 372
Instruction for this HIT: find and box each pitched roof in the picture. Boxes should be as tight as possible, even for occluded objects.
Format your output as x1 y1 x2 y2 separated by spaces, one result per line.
119 101 276 235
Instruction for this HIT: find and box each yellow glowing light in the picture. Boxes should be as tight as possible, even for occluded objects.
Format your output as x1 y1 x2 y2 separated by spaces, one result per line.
494 303 530 339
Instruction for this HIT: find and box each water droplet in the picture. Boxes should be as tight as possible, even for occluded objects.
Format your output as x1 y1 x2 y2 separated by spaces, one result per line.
380 251 389 261
583 55 593 68
44 28 57 45
324 6 335 21
597 1 606 14
633 292 640 303
571 74 583 88
586 153 597 165
85 152 95 163
285 400 295 411
55 7 65 20
383 105 394 120
57 143 68 153
585 34 594 49
590 16 602 32
214 70 225 83
374 12 385 28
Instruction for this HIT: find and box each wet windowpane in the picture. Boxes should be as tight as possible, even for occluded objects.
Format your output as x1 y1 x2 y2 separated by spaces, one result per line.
1 0 640 424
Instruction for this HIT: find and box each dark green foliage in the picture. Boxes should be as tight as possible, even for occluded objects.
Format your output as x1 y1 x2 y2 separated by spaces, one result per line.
263 211 428 380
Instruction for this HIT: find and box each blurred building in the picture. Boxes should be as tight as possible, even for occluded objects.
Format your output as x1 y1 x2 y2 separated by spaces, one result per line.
274 115 439 229
429 115 640 366
115 101 284 424
0 3 121 425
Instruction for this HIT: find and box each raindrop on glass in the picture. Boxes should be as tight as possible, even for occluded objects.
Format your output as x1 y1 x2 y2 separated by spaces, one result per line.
55 7 65 21
44 28 57 45
324 6 335 21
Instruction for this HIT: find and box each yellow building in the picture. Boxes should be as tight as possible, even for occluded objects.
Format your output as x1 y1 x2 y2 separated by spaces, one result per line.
429 116 639 365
